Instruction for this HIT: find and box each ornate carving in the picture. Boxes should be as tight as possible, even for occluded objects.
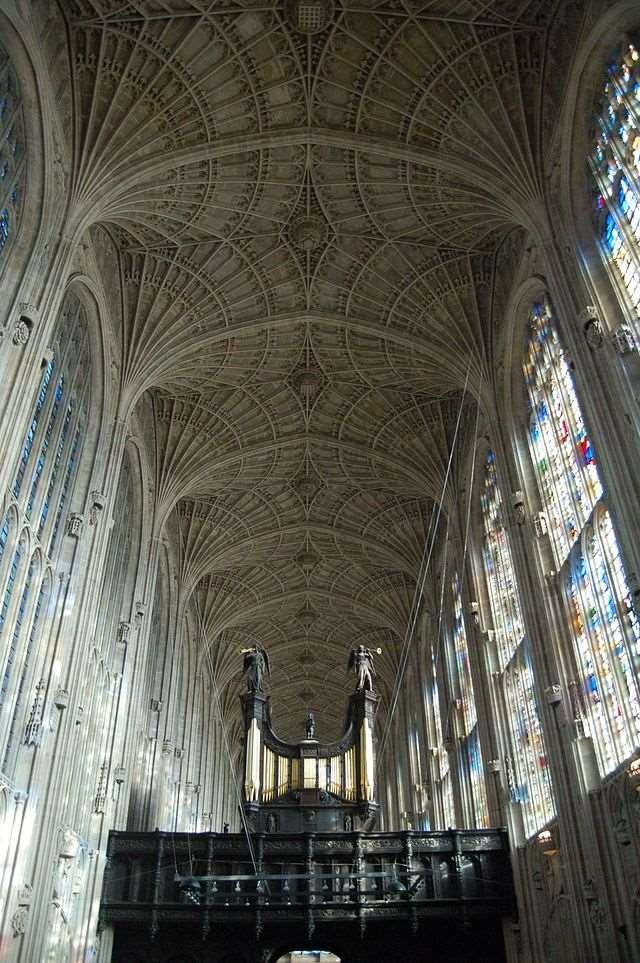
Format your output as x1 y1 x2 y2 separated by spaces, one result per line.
296 605 317 628
24 681 45 746
511 490 525 525
612 323 636 355
88 490 106 525
579 306 603 349
296 548 320 571
12 320 31 346
117 622 131 648
53 688 69 710
294 474 320 497
286 0 335 33
67 513 84 538
534 511 548 538
93 762 108 814
10 906 27 936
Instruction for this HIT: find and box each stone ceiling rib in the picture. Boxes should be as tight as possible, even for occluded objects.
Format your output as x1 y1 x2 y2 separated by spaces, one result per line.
67 0 586 737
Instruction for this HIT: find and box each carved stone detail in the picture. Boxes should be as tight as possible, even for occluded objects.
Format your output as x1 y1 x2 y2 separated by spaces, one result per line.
67 513 84 538
612 323 636 355
288 214 328 250
53 688 69 710
88 491 106 525
24 681 45 746
285 0 335 34
12 320 31 346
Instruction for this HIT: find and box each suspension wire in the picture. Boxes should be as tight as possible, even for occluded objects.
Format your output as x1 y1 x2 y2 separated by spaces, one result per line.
433 398 480 676
101 845 516 894
459 401 481 605
433 514 451 676
194 598 262 881
152 519 189 878
173 511 261 884
376 362 471 770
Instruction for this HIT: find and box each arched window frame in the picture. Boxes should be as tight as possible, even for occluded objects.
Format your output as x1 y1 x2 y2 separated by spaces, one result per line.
1 565 52 775
0 40 25 262
522 294 640 777
428 536 456 830
479 449 555 838
563 505 640 775
524 297 602 567
590 37 640 325
449 568 488 828
9 293 91 566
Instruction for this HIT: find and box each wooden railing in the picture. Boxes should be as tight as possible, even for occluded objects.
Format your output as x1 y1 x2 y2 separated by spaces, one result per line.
100 827 514 940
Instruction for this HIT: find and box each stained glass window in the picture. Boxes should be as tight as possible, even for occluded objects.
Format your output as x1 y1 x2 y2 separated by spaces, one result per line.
25 375 64 519
0 514 9 564
0 295 90 779
431 646 455 829
13 359 54 499
0 558 33 711
503 643 553 837
0 540 22 633
49 427 81 553
524 299 602 566
452 571 476 734
466 726 489 828
524 297 640 775
591 40 640 317
2 576 47 771
481 451 525 671
0 44 24 258
37 402 72 536
451 570 488 826
567 508 640 774
480 451 554 836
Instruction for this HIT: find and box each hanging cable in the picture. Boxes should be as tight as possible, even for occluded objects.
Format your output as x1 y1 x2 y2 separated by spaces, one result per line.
433 398 480 676
173 510 261 881
193 590 261 879
376 362 471 770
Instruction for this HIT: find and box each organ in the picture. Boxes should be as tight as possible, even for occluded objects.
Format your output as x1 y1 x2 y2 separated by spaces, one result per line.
241 666 379 834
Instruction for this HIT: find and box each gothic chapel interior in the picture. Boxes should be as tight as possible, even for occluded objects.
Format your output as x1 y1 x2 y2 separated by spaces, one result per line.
2 0 640 960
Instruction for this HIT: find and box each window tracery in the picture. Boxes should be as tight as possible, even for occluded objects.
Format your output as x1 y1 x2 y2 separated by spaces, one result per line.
524 298 640 776
566 508 640 774
451 570 488 827
452 571 475 735
0 43 24 257
591 39 640 316
480 451 554 837
0 293 90 776
430 649 455 829
524 299 602 567
481 452 525 672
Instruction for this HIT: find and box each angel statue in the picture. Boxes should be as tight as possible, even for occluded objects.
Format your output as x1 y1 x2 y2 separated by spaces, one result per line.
240 643 271 693
348 645 380 692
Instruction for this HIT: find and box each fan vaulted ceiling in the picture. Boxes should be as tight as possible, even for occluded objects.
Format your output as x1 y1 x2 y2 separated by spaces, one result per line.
66 0 584 740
